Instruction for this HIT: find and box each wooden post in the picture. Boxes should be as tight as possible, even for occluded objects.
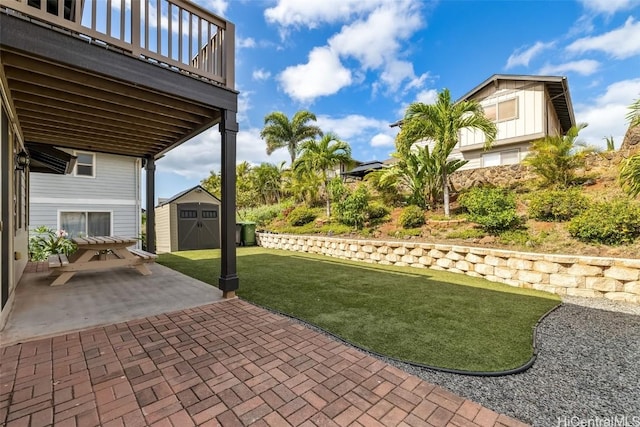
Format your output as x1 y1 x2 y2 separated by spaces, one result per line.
218 109 238 298
145 155 156 253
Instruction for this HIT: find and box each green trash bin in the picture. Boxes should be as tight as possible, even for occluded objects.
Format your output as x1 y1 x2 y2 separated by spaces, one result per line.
240 222 256 246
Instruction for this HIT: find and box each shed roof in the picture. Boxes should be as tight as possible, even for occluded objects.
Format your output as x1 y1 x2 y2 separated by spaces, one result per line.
156 185 220 207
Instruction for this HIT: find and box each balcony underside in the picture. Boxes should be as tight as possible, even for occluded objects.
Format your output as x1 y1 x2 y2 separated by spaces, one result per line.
0 13 237 158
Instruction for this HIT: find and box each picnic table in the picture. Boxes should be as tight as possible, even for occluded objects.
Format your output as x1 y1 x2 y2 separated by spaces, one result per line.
48 236 156 286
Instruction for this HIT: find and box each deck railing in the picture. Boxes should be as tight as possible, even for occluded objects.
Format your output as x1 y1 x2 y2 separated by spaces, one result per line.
0 0 234 88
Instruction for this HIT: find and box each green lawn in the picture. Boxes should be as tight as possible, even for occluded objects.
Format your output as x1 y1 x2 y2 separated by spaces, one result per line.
158 247 560 372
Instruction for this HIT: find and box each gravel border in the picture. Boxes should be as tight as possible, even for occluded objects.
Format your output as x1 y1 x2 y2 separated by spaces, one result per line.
259 297 640 427
389 298 640 427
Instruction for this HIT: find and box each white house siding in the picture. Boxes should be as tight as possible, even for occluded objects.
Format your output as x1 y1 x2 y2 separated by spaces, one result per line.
29 151 141 240
458 141 532 170
155 204 171 253
546 90 562 136
459 81 545 148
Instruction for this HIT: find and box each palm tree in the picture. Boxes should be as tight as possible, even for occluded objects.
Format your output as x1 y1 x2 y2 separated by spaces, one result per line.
398 89 497 217
620 97 640 197
523 123 591 188
369 145 467 209
260 110 323 164
293 133 352 217
250 163 283 204
628 97 640 128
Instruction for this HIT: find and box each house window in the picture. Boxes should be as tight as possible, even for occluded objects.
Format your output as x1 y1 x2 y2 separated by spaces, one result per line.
482 149 520 167
74 152 95 177
60 211 111 237
483 97 518 122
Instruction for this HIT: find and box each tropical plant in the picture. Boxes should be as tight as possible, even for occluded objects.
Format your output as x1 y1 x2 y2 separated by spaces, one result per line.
628 97 640 128
200 171 221 198
527 189 589 221
603 135 616 151
293 133 352 217
523 123 592 188
236 161 258 212
397 89 497 217
287 206 317 226
399 205 426 229
29 226 77 261
459 187 520 233
250 162 284 205
568 199 640 245
620 155 640 198
620 97 640 197
335 185 370 229
260 110 323 164
369 145 467 209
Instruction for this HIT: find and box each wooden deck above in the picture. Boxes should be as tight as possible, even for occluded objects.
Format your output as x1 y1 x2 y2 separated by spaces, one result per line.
0 0 237 159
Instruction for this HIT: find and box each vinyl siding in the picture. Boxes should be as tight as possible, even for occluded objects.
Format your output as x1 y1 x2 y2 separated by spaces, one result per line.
458 142 531 170
155 205 171 253
30 203 139 237
30 151 138 200
459 81 545 148
29 151 140 240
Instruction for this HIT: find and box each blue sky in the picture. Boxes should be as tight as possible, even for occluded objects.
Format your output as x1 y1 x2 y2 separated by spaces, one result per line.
153 0 640 202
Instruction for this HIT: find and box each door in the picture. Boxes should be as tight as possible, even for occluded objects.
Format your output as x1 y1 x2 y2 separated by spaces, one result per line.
177 202 220 250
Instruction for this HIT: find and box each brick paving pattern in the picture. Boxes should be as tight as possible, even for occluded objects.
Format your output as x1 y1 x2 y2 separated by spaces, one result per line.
0 299 528 426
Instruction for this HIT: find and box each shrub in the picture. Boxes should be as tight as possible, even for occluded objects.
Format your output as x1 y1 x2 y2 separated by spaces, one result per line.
568 200 640 245
335 186 370 229
445 228 485 239
287 206 317 226
367 201 390 221
241 201 293 226
399 205 425 229
498 230 537 246
459 187 520 233
29 226 77 261
528 189 588 221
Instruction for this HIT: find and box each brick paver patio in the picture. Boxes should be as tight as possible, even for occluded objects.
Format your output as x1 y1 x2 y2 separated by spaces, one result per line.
0 299 528 426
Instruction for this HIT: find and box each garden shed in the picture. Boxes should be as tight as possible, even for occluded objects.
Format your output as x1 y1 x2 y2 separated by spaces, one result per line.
155 186 221 253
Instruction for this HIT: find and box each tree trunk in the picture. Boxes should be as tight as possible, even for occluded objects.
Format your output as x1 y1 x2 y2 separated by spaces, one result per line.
325 181 331 217
443 169 450 217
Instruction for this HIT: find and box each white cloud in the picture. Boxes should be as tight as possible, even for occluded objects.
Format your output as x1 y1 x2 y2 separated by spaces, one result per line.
539 59 601 76
371 133 395 147
157 126 290 180
264 0 388 29
252 69 271 81
578 0 636 14
506 41 555 69
278 47 352 102
575 78 640 148
567 17 640 59
416 89 437 104
316 114 390 139
237 37 256 49
275 1 427 102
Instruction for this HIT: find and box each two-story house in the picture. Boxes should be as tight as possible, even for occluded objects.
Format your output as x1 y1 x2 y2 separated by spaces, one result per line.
30 151 142 240
392 75 576 170
1 0 240 328
455 74 575 169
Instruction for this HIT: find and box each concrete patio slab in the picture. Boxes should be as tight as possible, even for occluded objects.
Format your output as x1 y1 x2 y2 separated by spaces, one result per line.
0 263 224 346
0 299 528 426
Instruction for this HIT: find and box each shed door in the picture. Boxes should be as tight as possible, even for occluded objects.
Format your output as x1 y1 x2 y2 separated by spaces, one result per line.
177 202 220 250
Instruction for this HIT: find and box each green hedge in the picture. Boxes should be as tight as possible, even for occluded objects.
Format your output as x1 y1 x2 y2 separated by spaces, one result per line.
568 200 640 245
528 189 588 221
459 187 520 233
399 205 425 229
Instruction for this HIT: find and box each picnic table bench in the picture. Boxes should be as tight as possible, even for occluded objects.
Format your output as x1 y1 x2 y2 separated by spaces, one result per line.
48 236 157 286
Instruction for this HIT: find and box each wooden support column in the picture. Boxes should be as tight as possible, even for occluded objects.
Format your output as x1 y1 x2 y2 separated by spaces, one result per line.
218 109 239 298
145 156 156 254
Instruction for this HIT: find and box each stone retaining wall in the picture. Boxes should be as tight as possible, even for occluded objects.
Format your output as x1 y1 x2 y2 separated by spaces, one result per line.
256 233 640 304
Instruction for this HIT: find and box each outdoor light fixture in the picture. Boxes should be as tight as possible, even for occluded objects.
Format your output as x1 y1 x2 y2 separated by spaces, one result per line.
15 150 30 171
